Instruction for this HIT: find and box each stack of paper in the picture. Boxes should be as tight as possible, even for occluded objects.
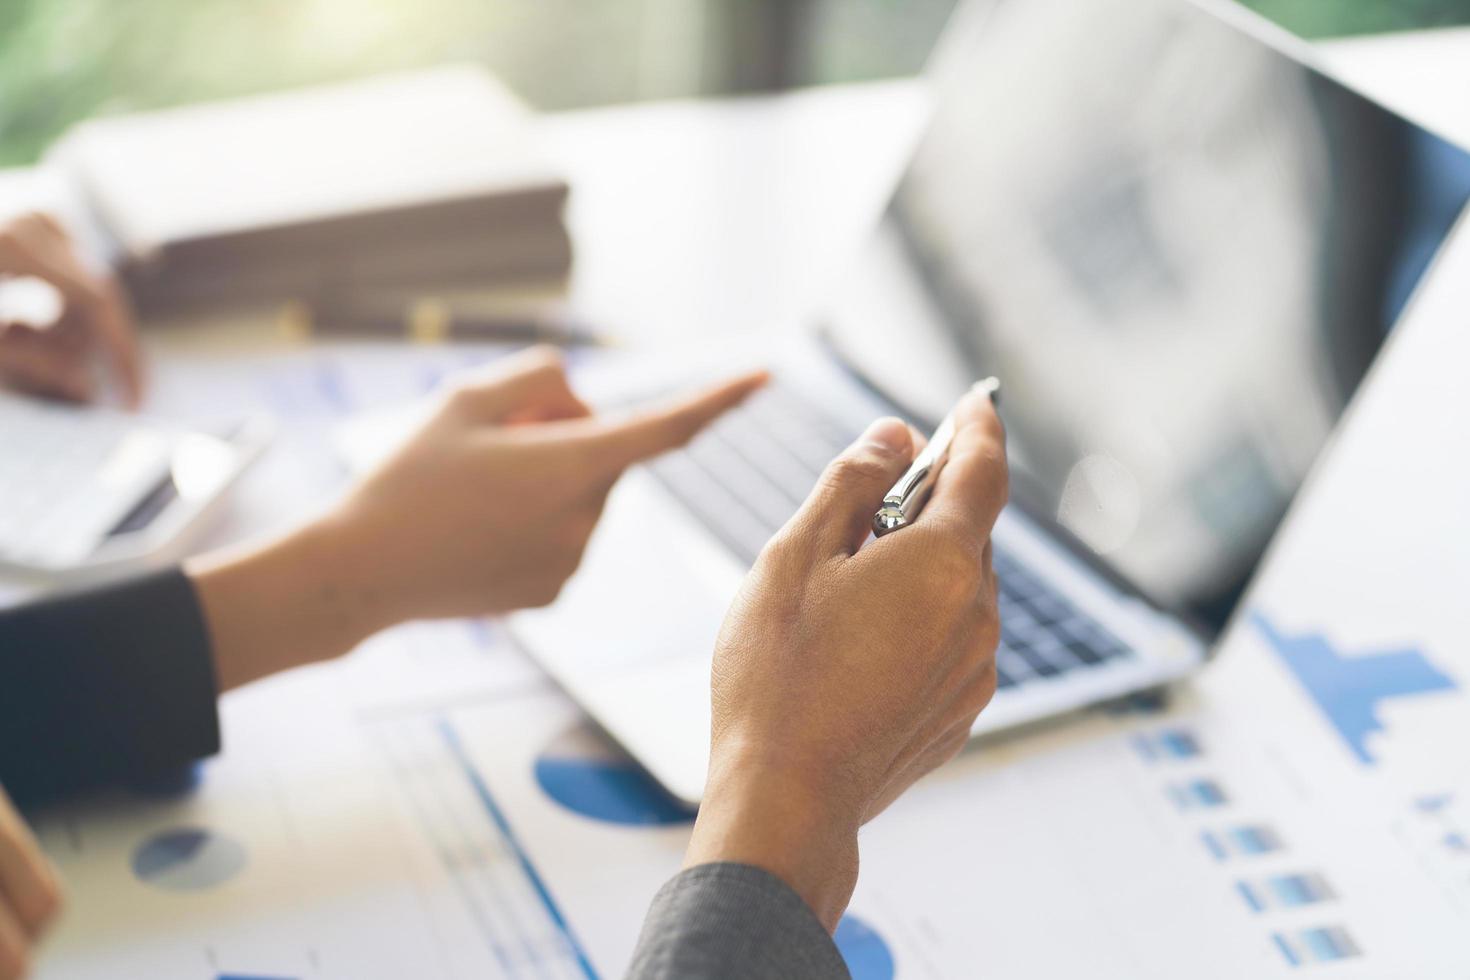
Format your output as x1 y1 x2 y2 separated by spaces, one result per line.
48 66 572 316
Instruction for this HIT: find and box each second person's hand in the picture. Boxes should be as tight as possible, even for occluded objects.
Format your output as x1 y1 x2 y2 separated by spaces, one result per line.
189 347 769 690
0 212 142 407
331 348 770 622
0 787 62 979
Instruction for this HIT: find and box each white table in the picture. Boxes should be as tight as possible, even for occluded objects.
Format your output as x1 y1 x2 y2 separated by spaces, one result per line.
23 26 1470 980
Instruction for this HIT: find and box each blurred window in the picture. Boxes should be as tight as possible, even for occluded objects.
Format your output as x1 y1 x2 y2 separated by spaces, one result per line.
2 0 1469 164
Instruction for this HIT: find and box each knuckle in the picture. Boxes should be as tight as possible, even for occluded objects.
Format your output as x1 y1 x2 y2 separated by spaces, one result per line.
944 538 985 579
960 442 1009 495
444 383 480 412
521 345 565 377
979 441 1006 472
914 531 983 601
755 529 801 573
762 513 824 568
821 451 890 490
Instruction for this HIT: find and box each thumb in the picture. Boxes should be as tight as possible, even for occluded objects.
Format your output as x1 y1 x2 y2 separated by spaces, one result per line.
789 417 915 557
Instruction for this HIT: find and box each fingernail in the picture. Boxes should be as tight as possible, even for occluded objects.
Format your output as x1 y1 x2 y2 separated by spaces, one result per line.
972 377 1001 406
862 416 911 455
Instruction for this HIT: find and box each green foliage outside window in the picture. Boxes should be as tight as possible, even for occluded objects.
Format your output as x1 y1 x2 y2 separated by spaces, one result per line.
1 0 1467 166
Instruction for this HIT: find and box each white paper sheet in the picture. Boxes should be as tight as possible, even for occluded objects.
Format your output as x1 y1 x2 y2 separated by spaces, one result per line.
30 595 1470 980
31 651 569 980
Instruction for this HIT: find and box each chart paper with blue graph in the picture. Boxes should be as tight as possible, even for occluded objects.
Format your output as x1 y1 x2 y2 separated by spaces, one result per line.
27 605 1470 979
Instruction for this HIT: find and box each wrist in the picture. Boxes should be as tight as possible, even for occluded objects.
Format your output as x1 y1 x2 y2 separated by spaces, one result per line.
187 515 398 692
685 746 861 932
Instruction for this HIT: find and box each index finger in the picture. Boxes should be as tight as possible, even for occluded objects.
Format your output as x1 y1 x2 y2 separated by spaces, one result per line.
554 370 769 473
921 383 1008 537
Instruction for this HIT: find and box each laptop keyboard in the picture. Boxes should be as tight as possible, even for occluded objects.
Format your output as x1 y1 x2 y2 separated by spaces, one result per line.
645 384 854 565
991 548 1131 687
644 381 1132 687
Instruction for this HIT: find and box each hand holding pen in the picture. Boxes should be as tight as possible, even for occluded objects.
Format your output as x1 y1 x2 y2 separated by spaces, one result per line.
689 382 1007 930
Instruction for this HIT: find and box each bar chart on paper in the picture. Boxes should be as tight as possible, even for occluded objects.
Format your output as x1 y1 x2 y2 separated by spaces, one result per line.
1122 720 1368 972
1250 612 1457 764
374 717 599 980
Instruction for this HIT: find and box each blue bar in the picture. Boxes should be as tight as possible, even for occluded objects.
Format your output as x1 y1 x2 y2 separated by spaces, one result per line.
1269 874 1332 907
1301 926 1358 962
1236 882 1265 913
1158 729 1202 758
1414 793 1452 813
1272 933 1301 968
1201 831 1226 861
1229 825 1281 855
1168 779 1227 809
437 720 600 980
1189 780 1227 807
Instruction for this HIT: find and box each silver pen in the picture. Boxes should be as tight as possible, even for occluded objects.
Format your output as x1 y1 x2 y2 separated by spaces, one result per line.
872 377 1001 537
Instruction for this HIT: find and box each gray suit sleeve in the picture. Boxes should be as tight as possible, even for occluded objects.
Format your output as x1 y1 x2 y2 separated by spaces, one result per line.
626 862 849 980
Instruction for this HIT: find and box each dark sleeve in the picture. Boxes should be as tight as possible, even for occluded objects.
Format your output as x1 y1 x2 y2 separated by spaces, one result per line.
626 863 850 980
0 568 220 804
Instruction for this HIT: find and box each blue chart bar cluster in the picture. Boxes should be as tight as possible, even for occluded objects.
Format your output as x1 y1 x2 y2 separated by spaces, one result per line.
1237 873 1335 913
1201 825 1284 861
1272 927 1360 967
1168 778 1228 809
1129 724 1362 967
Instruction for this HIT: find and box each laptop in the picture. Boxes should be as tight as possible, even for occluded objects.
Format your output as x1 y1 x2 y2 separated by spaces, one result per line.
510 0 1470 806
0 390 270 580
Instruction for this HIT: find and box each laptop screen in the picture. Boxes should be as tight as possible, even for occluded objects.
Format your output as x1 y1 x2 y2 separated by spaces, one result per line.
836 0 1470 629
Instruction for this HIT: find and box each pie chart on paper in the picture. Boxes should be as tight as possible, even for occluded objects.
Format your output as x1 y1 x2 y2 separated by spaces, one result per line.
131 827 248 892
534 723 694 826
835 915 897 980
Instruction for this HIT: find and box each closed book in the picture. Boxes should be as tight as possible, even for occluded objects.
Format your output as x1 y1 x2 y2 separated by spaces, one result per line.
47 65 572 310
